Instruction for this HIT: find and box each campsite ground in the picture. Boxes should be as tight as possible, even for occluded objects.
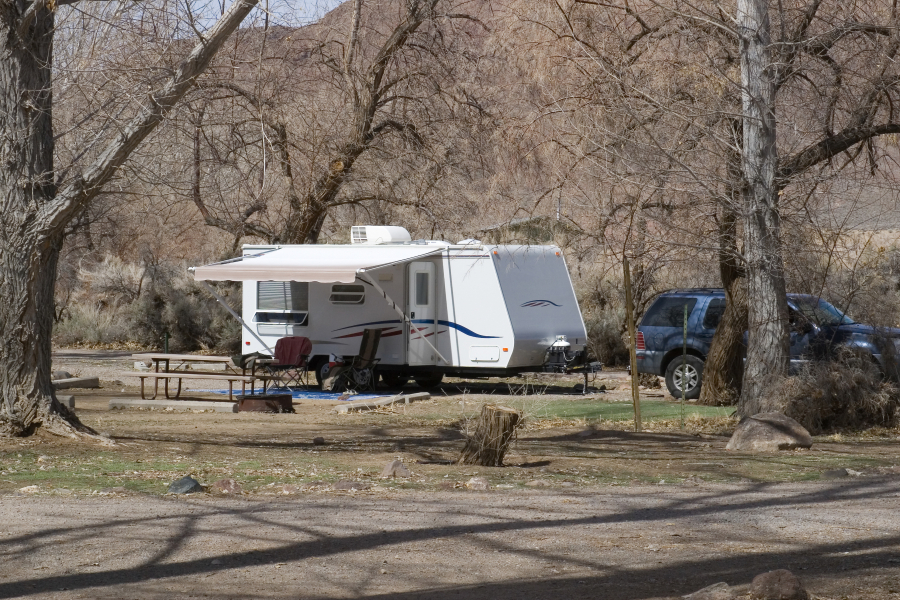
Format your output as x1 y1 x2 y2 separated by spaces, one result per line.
2 351 900 598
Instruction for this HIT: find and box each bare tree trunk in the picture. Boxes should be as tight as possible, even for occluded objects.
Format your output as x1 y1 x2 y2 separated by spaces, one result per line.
738 0 789 416
0 0 259 437
699 121 747 406
698 209 748 405
0 4 82 437
459 404 521 466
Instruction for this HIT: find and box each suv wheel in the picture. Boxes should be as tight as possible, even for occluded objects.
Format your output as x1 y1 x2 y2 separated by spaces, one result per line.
664 356 704 400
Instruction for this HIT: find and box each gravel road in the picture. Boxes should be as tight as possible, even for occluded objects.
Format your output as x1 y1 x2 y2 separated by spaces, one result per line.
2 478 899 599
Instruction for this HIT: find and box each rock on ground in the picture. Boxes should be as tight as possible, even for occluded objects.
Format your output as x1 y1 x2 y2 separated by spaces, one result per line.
683 582 733 600
750 569 809 600
210 479 242 494
726 412 812 452
381 460 411 479
167 476 204 495
332 480 370 491
465 477 490 491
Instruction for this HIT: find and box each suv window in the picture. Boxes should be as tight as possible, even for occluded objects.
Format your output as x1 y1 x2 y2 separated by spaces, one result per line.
702 298 726 330
642 297 697 328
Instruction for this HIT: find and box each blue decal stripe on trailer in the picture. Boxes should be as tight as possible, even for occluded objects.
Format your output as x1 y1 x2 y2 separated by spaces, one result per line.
412 319 500 339
520 299 561 307
335 319 499 339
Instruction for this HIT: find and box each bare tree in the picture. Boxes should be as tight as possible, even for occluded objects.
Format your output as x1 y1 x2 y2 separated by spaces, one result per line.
0 0 259 438
530 0 900 411
152 0 488 246
738 0 788 412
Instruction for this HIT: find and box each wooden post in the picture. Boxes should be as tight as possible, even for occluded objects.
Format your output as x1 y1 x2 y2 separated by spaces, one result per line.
624 257 642 432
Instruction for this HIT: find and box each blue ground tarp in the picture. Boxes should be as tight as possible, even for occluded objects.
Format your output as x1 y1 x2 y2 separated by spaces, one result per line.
204 387 386 401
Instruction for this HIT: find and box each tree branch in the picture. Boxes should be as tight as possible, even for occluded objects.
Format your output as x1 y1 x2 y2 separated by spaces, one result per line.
39 0 260 238
778 122 900 180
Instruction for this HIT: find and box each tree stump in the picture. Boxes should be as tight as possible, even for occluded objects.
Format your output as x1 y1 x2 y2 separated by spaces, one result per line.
459 404 522 466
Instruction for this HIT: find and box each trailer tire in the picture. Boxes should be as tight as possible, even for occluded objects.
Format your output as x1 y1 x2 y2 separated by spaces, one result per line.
414 373 443 389
312 358 331 389
380 372 409 388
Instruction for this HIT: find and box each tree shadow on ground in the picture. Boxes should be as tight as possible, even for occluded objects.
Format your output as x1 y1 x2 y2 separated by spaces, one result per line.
2 478 899 599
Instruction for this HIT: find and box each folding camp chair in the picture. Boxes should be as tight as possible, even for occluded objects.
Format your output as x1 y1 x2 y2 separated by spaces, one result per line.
329 328 382 392
262 336 312 391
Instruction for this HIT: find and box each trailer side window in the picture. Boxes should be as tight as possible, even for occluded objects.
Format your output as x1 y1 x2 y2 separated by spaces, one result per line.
258 281 309 311
415 272 429 306
330 284 365 304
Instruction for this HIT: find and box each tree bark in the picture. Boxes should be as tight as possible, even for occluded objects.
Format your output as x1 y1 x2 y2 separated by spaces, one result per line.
0 3 81 437
699 120 747 406
737 0 789 416
459 404 521 466
0 0 259 437
697 214 748 406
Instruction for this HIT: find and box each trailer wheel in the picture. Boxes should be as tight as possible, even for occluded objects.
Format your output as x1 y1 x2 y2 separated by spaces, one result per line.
380 372 409 388
414 372 443 389
312 358 331 389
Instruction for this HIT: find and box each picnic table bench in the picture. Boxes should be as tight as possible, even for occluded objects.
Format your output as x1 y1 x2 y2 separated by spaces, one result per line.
124 353 269 402
115 371 256 402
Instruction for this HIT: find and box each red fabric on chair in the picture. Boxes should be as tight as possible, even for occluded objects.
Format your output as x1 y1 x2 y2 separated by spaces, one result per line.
274 336 312 367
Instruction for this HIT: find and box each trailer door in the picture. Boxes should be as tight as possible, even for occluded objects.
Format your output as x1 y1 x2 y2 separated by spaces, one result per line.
407 261 436 365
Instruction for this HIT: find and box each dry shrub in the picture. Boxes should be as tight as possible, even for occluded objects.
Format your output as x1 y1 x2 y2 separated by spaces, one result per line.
638 372 661 388
772 347 900 434
53 253 241 353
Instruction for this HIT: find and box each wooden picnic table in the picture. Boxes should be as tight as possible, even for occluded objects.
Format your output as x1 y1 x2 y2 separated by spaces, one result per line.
130 353 257 401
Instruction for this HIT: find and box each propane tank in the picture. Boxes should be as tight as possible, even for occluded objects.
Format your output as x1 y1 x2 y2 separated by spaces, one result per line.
544 335 572 372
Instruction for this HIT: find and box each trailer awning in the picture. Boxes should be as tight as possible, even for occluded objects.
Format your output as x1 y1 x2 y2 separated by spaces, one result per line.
190 245 444 283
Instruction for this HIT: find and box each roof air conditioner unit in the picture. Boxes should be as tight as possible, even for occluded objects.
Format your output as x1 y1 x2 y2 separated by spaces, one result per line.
350 226 412 245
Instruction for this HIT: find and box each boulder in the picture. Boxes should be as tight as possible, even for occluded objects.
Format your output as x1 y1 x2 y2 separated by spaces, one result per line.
525 480 552 487
312 437 326 446
750 569 808 600
683 582 734 600
381 460 411 479
209 478 242 494
465 477 490 491
167 476 204 495
332 480 370 491
726 413 812 452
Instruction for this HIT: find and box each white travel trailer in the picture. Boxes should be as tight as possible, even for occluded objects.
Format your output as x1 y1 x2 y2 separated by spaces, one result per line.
191 226 590 387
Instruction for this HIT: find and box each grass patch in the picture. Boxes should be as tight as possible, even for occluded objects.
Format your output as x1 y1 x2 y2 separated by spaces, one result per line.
500 397 733 422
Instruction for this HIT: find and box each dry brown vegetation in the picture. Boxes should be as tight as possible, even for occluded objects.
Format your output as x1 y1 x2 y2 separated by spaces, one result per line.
47 0 900 414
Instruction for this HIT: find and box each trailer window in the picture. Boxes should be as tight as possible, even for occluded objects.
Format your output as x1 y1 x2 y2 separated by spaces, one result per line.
415 272 429 306
258 281 308 311
254 312 308 325
330 284 365 304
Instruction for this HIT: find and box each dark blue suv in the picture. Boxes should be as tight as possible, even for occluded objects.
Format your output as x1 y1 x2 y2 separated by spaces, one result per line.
636 288 900 399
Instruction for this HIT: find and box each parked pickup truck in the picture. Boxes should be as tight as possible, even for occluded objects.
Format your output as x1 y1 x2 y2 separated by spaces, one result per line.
635 288 900 399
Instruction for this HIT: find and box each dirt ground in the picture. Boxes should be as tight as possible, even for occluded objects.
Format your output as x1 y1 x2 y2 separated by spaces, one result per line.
3 480 900 599
2 350 900 598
